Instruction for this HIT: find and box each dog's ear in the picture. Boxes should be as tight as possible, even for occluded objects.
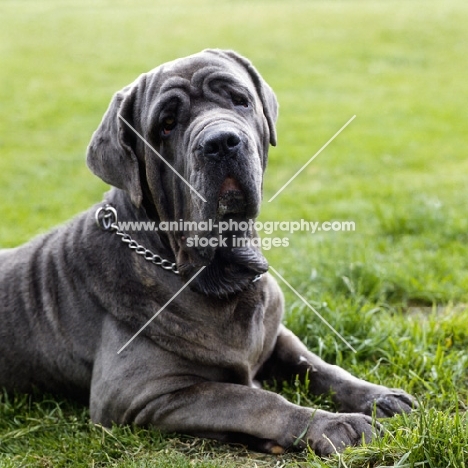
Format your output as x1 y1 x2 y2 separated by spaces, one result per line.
87 83 143 207
218 50 279 147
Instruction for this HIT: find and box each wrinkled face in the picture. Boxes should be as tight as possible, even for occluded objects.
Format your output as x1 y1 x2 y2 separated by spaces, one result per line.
87 50 278 297
153 58 267 222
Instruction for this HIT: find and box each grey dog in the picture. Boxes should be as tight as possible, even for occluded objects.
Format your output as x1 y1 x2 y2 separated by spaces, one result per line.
0 49 415 456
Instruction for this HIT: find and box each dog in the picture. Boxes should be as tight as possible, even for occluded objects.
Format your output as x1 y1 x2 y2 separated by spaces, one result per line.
0 49 415 456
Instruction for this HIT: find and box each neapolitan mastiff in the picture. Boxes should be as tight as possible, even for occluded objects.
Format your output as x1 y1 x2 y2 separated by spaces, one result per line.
0 49 415 456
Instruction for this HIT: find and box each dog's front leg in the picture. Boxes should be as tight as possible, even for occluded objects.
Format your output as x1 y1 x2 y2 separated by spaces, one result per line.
132 380 382 456
93 373 381 456
90 317 378 456
256 325 416 417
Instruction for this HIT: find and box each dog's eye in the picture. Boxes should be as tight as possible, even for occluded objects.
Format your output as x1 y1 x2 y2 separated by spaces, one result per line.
161 117 177 137
231 93 249 108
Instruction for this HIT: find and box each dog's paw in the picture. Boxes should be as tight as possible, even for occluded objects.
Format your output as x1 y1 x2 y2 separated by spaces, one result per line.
341 385 417 417
305 411 380 457
370 388 417 417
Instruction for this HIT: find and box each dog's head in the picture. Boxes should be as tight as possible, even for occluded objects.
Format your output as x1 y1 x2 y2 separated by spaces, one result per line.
87 49 278 297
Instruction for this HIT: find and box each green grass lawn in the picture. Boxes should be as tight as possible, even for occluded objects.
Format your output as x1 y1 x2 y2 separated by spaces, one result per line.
1 0 468 466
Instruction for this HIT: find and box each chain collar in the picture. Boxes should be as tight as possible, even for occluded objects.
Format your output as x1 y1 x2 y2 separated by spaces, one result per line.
95 204 179 275
95 204 264 283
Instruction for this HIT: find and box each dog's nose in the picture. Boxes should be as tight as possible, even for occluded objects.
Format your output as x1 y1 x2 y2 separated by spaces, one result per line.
202 131 241 160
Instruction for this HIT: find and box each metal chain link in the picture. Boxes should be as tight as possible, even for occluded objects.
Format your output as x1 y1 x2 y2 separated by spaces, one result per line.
95 204 179 275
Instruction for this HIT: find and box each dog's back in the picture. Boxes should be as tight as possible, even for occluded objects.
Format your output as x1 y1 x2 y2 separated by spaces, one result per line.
0 212 102 399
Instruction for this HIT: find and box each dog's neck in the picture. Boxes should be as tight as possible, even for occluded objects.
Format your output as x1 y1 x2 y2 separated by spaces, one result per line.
104 188 268 298
104 188 175 258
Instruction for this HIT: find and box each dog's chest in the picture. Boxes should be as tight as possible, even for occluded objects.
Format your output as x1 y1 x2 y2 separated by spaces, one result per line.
199 306 266 384
222 302 266 364
157 297 268 381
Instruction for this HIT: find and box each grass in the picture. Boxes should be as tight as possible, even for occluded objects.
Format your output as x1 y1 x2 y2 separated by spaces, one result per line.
1 0 468 466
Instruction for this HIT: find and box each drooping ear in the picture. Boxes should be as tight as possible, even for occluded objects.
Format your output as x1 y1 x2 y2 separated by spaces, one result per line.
218 50 279 146
86 83 143 207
